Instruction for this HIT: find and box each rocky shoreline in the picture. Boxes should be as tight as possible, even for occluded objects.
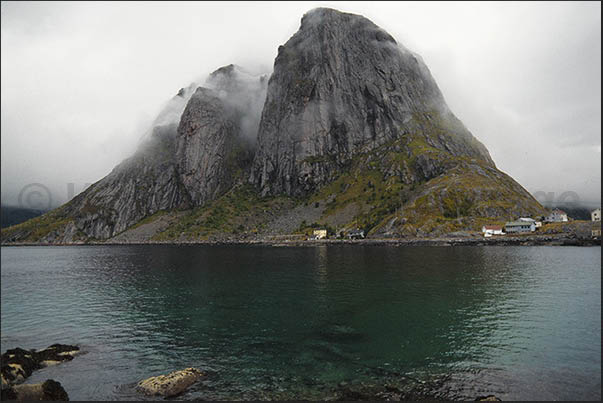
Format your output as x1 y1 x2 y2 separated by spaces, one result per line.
1 346 501 401
2 232 600 247
1 344 81 401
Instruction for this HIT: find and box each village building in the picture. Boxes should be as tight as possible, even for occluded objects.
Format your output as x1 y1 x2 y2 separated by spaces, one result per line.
592 222 601 238
545 209 568 223
591 208 601 222
348 229 365 239
312 229 327 240
519 217 542 228
504 221 536 234
482 225 503 237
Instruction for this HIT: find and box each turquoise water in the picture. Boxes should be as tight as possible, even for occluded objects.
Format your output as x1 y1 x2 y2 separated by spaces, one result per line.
1 245 600 400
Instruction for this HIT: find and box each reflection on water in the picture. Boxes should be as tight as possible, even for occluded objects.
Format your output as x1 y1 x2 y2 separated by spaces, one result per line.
1 245 600 400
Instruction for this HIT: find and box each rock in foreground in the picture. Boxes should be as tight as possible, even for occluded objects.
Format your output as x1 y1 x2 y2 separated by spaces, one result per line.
1 344 80 387
1 379 69 401
136 367 204 397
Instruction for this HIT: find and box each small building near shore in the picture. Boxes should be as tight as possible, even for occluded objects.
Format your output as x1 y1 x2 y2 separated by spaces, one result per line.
482 225 503 237
545 209 568 223
519 217 542 228
313 229 327 240
348 229 365 239
591 208 601 222
592 222 601 238
504 221 535 234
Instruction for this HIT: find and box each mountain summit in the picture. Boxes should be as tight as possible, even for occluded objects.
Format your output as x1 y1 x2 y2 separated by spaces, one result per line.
252 8 493 196
2 8 544 244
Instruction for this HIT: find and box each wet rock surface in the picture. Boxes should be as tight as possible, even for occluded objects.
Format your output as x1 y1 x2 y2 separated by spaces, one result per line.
1 379 69 401
136 367 204 397
1 344 80 387
476 395 502 401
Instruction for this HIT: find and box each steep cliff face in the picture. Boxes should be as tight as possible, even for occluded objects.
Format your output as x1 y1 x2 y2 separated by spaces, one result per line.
176 65 267 205
59 122 190 240
251 8 493 196
175 87 240 205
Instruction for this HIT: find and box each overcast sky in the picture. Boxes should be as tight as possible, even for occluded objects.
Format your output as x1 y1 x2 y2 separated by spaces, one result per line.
1 1 600 210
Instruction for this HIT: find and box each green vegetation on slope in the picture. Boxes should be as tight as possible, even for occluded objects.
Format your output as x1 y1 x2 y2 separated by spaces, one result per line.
0 207 74 243
297 119 544 238
151 184 295 241
2 110 545 243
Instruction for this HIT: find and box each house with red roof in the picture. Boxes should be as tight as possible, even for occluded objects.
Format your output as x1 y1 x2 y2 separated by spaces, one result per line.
482 225 504 237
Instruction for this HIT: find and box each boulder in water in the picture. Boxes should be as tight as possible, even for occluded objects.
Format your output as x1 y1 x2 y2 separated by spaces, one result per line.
136 367 204 397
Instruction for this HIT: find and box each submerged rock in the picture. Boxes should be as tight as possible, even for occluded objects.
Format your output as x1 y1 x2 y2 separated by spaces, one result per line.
318 324 368 343
1 379 69 401
136 367 204 397
1 344 80 387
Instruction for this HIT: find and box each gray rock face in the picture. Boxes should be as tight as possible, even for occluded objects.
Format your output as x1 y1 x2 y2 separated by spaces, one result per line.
251 7 493 196
176 87 240 205
176 66 268 205
1 379 69 401
53 66 267 240
1 344 80 388
61 122 191 240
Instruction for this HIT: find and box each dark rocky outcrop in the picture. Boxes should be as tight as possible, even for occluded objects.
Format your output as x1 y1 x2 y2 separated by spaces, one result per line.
1 344 80 387
1 379 69 401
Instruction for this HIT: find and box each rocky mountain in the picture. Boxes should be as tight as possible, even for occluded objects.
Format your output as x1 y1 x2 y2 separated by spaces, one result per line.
251 8 492 196
1 8 545 244
177 65 268 206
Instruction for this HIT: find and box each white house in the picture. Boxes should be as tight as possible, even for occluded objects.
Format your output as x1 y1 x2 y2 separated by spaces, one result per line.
545 209 568 223
348 229 365 239
592 208 601 222
504 221 536 233
482 225 504 237
313 229 327 240
519 217 542 228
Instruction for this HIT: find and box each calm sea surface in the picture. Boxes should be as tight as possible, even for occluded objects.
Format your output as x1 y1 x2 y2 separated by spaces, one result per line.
1 245 600 400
